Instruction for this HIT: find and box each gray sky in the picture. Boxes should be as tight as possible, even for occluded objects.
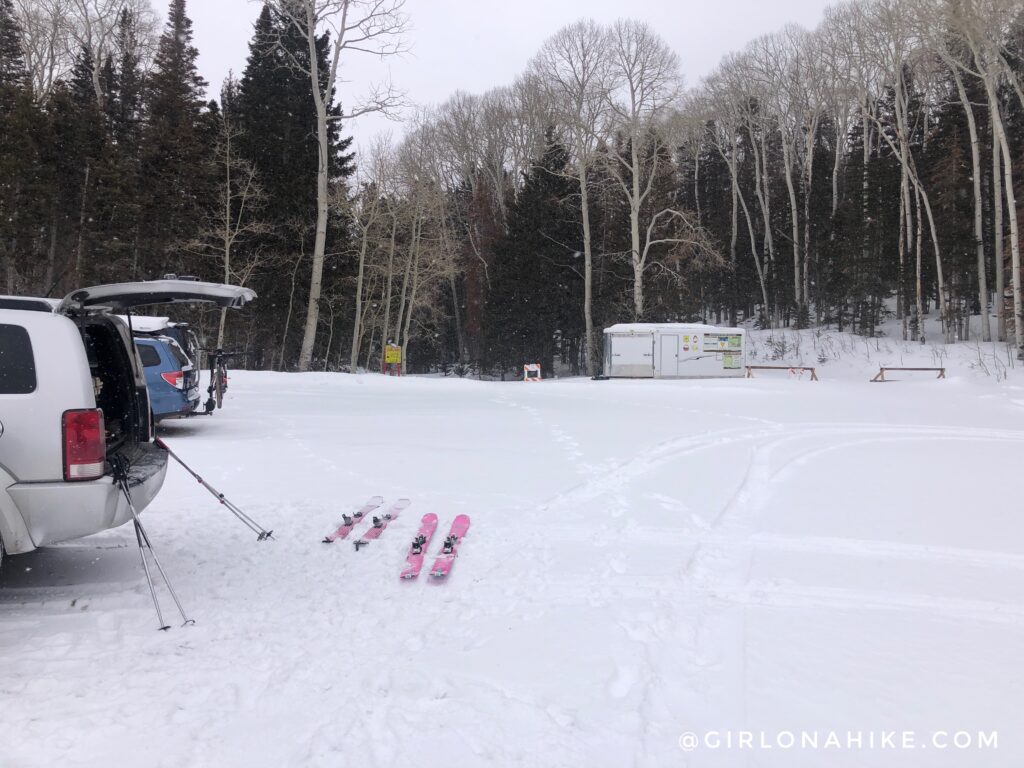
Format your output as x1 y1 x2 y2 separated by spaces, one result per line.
181 0 829 150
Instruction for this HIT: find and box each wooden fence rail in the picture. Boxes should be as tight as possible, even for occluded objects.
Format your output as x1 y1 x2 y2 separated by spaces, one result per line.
871 367 946 382
745 365 819 381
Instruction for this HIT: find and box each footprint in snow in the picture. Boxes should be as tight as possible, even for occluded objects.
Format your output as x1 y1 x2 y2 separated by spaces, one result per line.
607 665 638 699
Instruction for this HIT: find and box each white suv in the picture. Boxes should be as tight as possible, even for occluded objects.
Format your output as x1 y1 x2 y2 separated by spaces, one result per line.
0 280 255 569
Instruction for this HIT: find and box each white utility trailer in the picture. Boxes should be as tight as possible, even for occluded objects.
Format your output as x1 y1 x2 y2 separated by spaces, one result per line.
603 323 746 379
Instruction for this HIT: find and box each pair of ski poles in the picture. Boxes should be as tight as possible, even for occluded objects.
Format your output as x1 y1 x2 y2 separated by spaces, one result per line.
112 439 273 630
112 455 192 631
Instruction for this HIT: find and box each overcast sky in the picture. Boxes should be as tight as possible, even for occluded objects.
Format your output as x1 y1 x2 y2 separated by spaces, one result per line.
179 0 828 151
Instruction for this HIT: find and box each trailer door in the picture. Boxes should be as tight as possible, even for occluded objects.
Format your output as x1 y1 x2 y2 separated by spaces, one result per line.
658 334 680 377
609 334 654 377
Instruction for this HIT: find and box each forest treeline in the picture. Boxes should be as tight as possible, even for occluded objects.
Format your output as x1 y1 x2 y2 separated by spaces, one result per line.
2 0 1024 375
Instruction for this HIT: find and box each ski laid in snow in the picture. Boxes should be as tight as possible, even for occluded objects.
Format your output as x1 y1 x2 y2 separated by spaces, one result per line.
322 496 384 543
429 514 471 579
400 513 439 580
354 498 410 551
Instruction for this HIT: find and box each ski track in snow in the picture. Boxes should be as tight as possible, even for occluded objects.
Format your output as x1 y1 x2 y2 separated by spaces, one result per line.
3 372 1024 766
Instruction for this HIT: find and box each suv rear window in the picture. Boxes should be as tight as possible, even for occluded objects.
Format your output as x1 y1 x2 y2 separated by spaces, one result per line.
0 324 37 394
165 341 190 368
136 344 162 367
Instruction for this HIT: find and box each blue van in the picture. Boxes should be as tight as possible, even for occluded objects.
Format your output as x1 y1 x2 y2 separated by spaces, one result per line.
135 336 200 421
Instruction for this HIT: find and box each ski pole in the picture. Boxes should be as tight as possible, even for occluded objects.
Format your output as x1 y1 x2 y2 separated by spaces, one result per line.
132 510 193 627
154 437 273 541
132 511 168 631
112 456 193 630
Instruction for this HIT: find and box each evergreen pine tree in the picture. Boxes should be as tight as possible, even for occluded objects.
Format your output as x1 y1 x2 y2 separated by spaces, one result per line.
138 0 213 277
237 3 354 232
0 0 44 292
236 2 354 367
484 132 582 376
88 7 147 279
0 0 24 91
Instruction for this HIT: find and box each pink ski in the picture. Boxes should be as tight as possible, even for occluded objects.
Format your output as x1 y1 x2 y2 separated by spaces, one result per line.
429 514 471 579
354 498 410 550
323 496 384 543
400 513 439 580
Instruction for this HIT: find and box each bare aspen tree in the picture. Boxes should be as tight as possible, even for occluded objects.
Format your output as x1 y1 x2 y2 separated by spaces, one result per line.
13 0 73 100
429 86 547 365
271 0 409 372
797 32 834 315
941 0 1024 356
930 37 990 340
993 120 1005 340
815 11 857 224
346 136 393 370
719 48 784 326
188 86 271 346
747 27 821 319
67 0 140 104
432 92 501 293
505 74 554 185
71 0 123 104
14 0 155 103
838 0 950 340
696 77 772 320
603 19 686 320
712 52 780 325
813 10 860 326
378 194 401 365
530 21 614 375
821 2 890 332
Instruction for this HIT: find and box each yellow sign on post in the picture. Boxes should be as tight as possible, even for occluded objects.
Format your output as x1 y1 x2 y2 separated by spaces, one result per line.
384 345 402 364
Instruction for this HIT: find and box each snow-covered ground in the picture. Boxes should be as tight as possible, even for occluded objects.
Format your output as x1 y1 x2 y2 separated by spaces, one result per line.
3 336 1024 767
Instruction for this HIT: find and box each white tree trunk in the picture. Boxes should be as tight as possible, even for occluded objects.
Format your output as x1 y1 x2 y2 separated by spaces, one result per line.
781 137 801 309
716 138 770 323
991 104 1024 357
278 251 304 370
297 94 331 371
400 231 423 365
993 124 1005 342
219 131 233 349
952 68 989 342
915 188 924 342
802 135 814 316
394 207 420 343
748 125 776 322
579 160 596 376
349 219 370 371
629 140 644 320
729 143 739 324
381 212 397 368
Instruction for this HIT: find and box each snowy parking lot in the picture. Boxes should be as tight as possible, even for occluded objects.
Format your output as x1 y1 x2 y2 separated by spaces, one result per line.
3 365 1024 767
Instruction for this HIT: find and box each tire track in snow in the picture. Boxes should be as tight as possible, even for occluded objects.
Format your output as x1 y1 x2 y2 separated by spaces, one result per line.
653 422 1024 730
709 581 1024 626
514 576 1024 626
541 421 1024 514
531 526 1024 572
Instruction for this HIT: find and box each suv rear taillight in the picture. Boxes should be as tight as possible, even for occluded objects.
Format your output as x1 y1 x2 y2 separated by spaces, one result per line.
161 371 184 389
62 409 106 481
